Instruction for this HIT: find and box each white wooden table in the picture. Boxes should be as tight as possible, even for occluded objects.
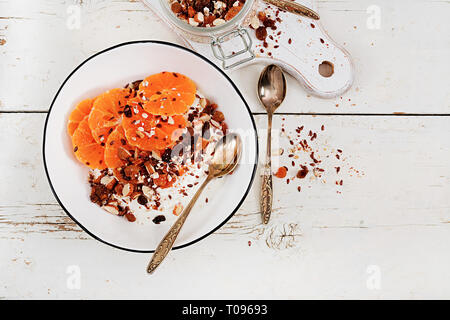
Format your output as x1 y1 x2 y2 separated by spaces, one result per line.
1 0 449 299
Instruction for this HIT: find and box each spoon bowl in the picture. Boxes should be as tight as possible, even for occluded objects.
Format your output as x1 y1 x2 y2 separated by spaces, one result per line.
258 64 287 113
209 133 242 178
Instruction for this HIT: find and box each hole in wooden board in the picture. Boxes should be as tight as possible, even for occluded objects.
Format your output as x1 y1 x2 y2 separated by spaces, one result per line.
318 61 334 78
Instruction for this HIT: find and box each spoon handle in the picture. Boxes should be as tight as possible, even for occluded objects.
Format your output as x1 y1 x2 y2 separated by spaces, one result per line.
263 0 320 20
261 112 273 224
147 176 212 274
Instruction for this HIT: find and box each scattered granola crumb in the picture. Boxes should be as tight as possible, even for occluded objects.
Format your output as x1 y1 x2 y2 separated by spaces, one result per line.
296 165 309 179
274 166 288 178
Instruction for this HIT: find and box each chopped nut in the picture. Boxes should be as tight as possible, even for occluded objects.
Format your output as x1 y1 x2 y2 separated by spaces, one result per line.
200 98 207 108
250 15 260 29
188 18 199 26
173 202 183 216
152 150 162 161
151 172 160 179
142 185 154 199
213 18 226 26
144 161 155 175
122 183 133 197
103 205 119 216
210 119 221 129
100 175 116 189
194 12 204 23
117 147 132 161
199 113 211 122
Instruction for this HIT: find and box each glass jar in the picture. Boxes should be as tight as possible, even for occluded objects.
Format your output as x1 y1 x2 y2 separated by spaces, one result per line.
159 0 259 69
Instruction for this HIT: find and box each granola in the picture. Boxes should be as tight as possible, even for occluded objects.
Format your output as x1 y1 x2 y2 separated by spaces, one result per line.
169 0 246 27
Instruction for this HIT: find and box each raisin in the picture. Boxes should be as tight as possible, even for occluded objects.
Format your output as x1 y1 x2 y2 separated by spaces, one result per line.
161 148 172 162
137 195 148 206
123 105 132 118
125 212 136 222
152 215 166 224
263 18 275 28
255 27 267 41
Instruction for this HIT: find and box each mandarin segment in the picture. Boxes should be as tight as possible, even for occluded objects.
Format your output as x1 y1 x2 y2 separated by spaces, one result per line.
138 71 196 116
67 98 95 136
71 117 106 170
104 126 134 169
122 98 186 151
88 88 131 144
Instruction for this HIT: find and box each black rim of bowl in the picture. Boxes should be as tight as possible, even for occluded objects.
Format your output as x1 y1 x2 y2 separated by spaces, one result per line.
42 40 259 253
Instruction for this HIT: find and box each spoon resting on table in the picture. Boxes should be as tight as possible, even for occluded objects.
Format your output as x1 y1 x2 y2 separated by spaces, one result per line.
257 64 287 224
147 133 242 274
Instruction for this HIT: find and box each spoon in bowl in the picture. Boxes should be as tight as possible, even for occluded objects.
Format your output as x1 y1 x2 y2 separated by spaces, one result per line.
257 64 287 224
147 133 242 274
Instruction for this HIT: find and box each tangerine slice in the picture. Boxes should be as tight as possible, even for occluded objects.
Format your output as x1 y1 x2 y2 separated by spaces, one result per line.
88 88 131 144
67 98 95 136
104 126 134 169
138 71 196 116
122 98 186 151
72 116 106 170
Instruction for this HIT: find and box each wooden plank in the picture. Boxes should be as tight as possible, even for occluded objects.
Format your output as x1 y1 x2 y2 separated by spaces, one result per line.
1 0 449 114
1 113 449 235
1 112 450 298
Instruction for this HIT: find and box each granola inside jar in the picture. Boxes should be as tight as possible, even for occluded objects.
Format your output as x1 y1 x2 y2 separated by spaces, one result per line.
160 0 257 43
169 0 247 28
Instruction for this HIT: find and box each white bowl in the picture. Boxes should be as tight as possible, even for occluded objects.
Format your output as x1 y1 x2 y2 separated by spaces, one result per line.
43 41 258 252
